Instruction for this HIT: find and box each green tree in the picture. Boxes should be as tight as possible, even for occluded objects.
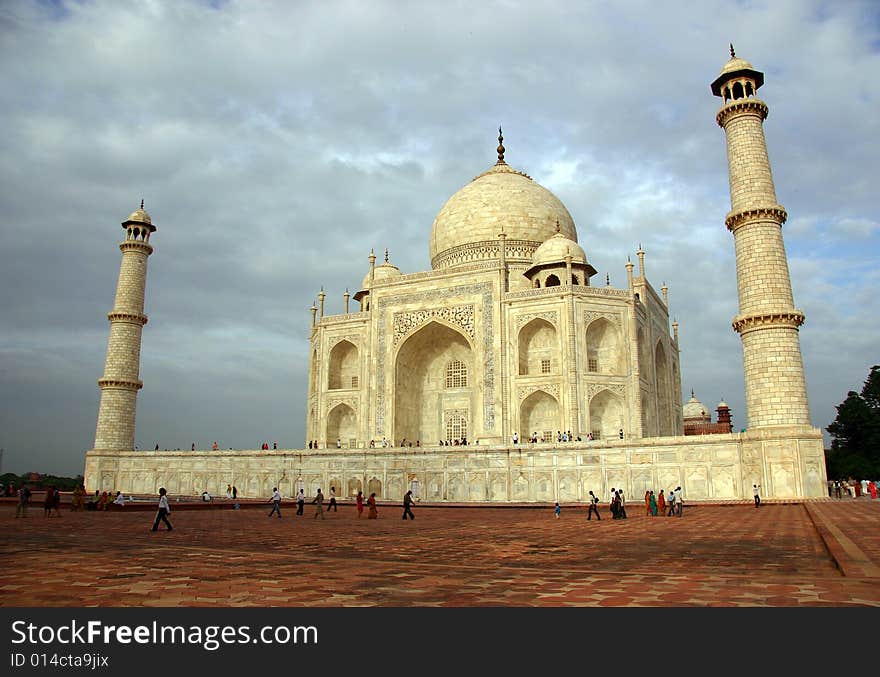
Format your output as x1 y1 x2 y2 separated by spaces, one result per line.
826 365 880 479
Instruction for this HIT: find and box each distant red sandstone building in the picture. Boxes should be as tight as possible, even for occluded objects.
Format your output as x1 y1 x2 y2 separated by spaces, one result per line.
683 390 733 435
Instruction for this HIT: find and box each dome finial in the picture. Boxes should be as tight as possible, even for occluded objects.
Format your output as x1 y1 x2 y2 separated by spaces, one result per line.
384 248 389 263
691 387 695 398
555 218 561 234
730 43 735 58
496 125 506 165
605 273 610 286
140 199 144 210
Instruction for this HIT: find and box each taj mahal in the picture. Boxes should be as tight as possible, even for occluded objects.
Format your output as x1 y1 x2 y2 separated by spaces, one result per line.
84 49 829 502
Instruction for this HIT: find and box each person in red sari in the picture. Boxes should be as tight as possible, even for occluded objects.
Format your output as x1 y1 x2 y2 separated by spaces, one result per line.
356 491 364 518
367 492 378 519
869 481 877 500
657 489 666 516
644 490 651 516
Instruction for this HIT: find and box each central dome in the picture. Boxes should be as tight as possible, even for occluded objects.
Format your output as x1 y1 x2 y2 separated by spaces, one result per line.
429 162 577 270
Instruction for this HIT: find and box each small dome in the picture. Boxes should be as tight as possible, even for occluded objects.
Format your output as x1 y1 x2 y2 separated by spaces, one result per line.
717 400 729 409
720 56 755 76
361 261 401 289
683 393 710 421
125 208 151 224
532 231 587 266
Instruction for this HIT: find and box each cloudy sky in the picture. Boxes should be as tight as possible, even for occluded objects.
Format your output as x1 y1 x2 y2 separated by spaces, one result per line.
1 0 877 477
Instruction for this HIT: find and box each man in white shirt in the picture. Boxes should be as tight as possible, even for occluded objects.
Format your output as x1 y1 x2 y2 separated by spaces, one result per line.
268 487 282 518
753 483 761 508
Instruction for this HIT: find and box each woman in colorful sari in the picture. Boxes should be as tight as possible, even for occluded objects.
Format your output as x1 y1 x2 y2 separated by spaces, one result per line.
644 491 651 516
367 492 378 519
657 489 666 516
356 491 364 518
649 491 658 516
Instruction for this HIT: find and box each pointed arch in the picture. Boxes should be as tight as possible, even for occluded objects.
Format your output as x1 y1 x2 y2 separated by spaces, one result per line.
394 321 474 446
585 317 624 375
545 273 561 287
518 318 558 376
326 403 357 448
588 389 624 440
520 390 560 441
328 340 359 390
655 340 673 436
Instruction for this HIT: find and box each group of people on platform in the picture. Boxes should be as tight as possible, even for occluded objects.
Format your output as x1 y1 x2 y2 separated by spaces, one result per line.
829 478 878 499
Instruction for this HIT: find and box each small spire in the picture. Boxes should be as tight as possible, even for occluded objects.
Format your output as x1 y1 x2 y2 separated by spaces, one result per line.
496 126 506 165
345 287 349 294
730 43 736 58
140 199 144 210
691 388 695 398
555 218 560 234
384 248 389 263
605 273 610 286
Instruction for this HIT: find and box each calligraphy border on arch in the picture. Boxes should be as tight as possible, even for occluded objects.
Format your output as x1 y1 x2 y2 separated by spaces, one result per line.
518 383 560 402
393 305 475 347
375 283 494 435
515 311 559 331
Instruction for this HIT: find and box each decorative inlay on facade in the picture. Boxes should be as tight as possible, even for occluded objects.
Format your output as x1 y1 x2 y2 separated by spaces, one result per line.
97 378 143 391
326 397 358 413
716 99 768 127
732 311 805 335
329 335 361 349
518 383 560 401
119 241 153 255
586 383 625 400
432 239 539 270
393 305 475 346
107 311 148 326
583 311 619 328
724 206 788 232
317 312 369 326
516 311 558 330
375 283 495 435
505 286 629 301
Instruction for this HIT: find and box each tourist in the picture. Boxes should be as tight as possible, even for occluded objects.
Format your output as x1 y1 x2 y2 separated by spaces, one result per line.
512 432 518 444
296 488 305 515
191 442 195 451
554 502 561 519
15 484 30 518
645 490 651 516
356 490 364 518
267 487 282 518
753 483 761 508
273 442 277 450
675 486 684 517
403 490 415 520
113 491 126 508
587 491 601 520
71 485 85 512
381 436 388 448
44 486 55 517
649 490 658 516
617 490 627 519
610 490 621 519
869 480 877 500
52 487 62 517
327 486 338 512
367 492 378 519
336 438 342 448
658 489 666 515
226 484 232 499
151 487 173 532
232 485 238 500
201 490 212 502
312 488 325 519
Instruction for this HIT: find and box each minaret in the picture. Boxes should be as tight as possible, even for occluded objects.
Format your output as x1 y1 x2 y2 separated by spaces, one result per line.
712 46 810 428
93 201 156 450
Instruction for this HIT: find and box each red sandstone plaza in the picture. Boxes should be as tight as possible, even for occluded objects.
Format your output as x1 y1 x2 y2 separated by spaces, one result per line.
2 499 879 607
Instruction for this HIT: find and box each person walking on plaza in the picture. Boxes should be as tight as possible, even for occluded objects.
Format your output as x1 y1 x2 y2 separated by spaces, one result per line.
296 487 305 515
587 491 601 520
649 490 658 516
367 492 378 519
356 490 364 518
667 488 676 516
44 486 55 518
312 488 325 519
403 490 416 520
645 490 651 516
675 486 684 517
554 502 561 519
327 486 338 512
753 483 761 508
657 489 666 516
16 484 31 518
151 487 173 531
268 487 282 518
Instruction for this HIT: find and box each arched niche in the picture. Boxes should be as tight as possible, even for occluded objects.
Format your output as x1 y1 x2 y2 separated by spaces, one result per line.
585 317 624 374
518 318 558 376
588 389 624 440
328 340 359 390
394 321 474 446
326 403 357 448
520 390 560 441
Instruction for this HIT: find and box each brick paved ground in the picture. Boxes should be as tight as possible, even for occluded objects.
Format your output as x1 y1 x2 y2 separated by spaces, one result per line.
2 499 879 606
